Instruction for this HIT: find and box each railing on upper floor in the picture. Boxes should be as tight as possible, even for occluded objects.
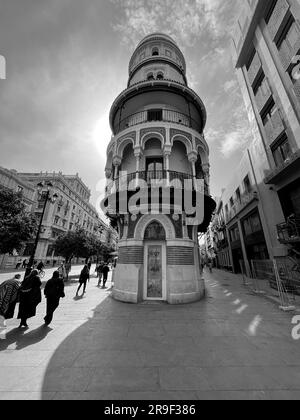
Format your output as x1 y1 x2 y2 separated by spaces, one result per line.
106 170 209 195
115 109 202 135
225 191 259 223
277 214 300 245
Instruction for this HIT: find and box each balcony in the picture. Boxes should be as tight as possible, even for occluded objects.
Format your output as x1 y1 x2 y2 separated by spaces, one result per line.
264 110 285 146
267 0 290 41
106 170 204 192
248 52 262 86
277 215 300 245
279 36 300 71
115 109 202 135
225 191 259 223
265 149 300 184
255 82 272 112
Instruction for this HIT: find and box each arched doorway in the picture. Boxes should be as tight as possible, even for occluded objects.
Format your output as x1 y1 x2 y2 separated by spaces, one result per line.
143 221 167 301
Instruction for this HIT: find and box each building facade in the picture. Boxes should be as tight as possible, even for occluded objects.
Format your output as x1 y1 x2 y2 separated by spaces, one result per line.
104 33 216 304
210 150 273 275
14 171 117 264
231 0 300 271
0 167 36 211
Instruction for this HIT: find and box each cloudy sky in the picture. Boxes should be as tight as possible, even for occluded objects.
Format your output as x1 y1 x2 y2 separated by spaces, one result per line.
0 0 251 206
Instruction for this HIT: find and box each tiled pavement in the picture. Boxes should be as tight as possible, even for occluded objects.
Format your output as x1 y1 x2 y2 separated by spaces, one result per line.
0 269 299 400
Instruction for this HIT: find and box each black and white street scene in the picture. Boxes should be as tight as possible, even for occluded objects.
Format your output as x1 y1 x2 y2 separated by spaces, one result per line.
0 0 300 404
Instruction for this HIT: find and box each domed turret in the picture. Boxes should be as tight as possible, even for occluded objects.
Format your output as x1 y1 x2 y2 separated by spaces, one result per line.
128 33 187 87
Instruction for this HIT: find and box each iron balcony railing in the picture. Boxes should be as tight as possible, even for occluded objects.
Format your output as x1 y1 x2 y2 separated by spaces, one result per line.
116 109 202 134
106 170 209 195
225 191 259 223
277 215 300 244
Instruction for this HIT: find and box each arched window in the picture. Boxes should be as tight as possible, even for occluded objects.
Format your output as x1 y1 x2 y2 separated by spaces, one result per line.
147 73 155 81
144 221 166 241
152 47 159 56
157 72 164 80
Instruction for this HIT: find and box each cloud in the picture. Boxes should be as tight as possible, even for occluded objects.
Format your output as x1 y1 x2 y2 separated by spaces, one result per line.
224 79 237 93
110 0 241 49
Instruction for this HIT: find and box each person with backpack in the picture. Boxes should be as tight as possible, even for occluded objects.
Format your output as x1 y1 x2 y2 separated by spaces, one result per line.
44 271 65 326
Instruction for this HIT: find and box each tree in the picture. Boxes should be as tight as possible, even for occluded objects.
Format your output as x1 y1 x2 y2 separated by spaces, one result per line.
54 228 106 262
53 229 86 262
0 189 38 255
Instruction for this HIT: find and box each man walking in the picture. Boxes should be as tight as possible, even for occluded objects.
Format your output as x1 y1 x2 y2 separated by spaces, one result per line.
44 271 65 326
101 263 110 289
96 262 104 288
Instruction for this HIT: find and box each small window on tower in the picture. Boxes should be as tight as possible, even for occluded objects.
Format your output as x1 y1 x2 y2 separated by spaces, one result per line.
152 47 159 56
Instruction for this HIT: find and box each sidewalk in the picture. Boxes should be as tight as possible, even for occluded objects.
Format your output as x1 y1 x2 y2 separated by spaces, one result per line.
0 269 299 400
0 264 88 286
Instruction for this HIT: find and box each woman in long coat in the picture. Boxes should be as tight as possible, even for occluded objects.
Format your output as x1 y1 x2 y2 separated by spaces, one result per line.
0 275 22 321
18 269 42 328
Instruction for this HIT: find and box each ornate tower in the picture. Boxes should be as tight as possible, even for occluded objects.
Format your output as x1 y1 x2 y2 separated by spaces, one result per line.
104 33 216 304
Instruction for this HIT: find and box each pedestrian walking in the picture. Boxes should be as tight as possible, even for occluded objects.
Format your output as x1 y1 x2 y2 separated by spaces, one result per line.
15 259 22 270
76 265 90 296
96 262 104 287
0 275 22 323
22 259 28 269
208 259 213 273
17 269 42 328
102 263 110 289
36 261 45 272
65 261 72 281
58 262 67 282
44 271 65 326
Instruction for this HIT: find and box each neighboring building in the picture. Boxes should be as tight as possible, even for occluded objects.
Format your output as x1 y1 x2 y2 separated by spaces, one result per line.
0 167 36 211
104 33 216 304
207 197 232 271
15 171 117 263
231 0 300 272
211 151 271 275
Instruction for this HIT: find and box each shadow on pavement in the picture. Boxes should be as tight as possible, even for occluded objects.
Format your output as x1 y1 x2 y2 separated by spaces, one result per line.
0 325 53 351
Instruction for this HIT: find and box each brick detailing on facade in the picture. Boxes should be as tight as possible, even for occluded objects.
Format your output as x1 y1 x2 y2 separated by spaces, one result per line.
167 246 194 265
118 247 144 265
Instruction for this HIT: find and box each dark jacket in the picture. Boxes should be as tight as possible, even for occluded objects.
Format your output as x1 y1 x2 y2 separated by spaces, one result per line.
102 265 110 278
18 271 42 320
79 265 90 284
44 276 65 300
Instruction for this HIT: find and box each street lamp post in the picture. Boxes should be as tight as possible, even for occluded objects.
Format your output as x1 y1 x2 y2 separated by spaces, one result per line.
25 181 58 277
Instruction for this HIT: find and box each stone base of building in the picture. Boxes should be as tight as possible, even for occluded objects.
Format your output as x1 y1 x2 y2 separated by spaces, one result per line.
112 262 205 305
111 214 207 305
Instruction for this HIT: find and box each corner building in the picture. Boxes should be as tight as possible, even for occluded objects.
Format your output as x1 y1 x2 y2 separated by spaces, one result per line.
104 33 216 304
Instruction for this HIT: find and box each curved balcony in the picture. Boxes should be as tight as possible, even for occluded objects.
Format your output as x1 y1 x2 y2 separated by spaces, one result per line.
106 170 209 195
104 170 215 233
110 80 207 134
115 109 202 135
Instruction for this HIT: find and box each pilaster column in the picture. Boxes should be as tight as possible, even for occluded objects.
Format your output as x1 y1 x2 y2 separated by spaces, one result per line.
188 151 198 191
134 147 142 185
163 145 172 184
113 156 122 180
